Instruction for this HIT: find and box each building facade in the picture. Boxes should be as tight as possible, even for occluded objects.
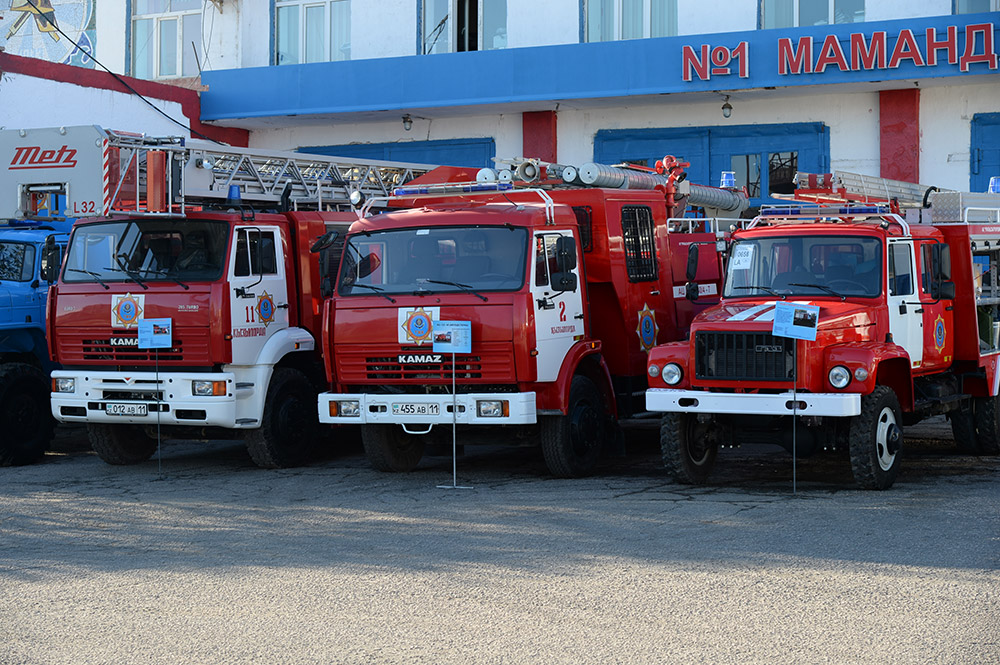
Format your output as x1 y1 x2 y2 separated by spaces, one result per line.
3 2 998 200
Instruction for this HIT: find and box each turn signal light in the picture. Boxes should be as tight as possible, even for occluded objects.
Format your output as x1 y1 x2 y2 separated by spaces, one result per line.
192 380 226 396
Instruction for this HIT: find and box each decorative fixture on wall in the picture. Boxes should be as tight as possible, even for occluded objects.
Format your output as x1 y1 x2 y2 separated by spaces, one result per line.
402 114 413 131
721 96 733 119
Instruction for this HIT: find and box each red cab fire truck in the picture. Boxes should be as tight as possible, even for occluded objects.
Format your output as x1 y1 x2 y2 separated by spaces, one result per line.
645 171 1000 489
319 159 748 476
0 125 432 467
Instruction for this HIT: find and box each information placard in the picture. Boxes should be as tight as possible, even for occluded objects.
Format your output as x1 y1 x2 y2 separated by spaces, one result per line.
772 302 819 341
138 318 173 349
432 320 472 354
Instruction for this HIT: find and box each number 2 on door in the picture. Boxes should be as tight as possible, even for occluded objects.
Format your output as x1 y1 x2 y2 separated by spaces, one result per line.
558 301 566 322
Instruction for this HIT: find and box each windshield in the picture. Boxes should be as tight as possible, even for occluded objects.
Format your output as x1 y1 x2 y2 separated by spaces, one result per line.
0 242 35 282
338 225 529 295
63 219 229 283
725 234 882 298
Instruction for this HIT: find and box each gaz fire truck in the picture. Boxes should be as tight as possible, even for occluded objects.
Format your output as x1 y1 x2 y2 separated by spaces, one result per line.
319 158 749 477
0 125 433 467
645 171 1000 489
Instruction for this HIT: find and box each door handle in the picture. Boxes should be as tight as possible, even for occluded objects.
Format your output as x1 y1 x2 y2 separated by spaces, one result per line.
574 313 585 320
276 303 289 309
899 303 906 314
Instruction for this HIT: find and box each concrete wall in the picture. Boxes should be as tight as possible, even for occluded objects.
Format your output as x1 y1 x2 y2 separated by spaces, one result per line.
920 81 1000 190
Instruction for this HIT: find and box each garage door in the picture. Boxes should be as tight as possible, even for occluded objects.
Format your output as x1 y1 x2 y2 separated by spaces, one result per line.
972 114 1000 193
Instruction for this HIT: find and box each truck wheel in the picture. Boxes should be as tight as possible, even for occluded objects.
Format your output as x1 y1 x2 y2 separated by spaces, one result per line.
848 386 902 490
89 424 158 465
0 363 54 466
245 368 318 468
361 425 426 472
949 402 978 453
969 396 1000 456
540 376 607 478
660 412 718 484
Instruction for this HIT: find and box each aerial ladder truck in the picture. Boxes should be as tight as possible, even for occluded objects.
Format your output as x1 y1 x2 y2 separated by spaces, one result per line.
0 125 433 467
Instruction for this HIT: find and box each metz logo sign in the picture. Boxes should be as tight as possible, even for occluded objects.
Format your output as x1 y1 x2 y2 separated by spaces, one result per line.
9 145 78 170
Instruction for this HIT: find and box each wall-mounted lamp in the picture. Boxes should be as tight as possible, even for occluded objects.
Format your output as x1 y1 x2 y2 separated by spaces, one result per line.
721 96 732 119
402 114 413 131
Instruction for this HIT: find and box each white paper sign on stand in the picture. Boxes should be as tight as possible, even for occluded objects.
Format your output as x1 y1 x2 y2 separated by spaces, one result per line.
771 302 820 494
433 320 473 490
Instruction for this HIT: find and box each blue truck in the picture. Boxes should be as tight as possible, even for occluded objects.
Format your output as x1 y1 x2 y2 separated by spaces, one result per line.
0 218 71 465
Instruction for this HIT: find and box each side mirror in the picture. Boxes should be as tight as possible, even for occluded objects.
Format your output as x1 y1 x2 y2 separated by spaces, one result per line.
685 281 699 301
555 235 577 272
939 280 956 300
310 230 339 253
551 271 578 292
685 243 699 282
41 236 60 283
356 252 381 279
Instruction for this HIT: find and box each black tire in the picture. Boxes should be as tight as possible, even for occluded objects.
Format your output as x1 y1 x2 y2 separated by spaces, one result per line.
0 363 54 466
361 424 426 472
540 375 608 478
949 401 978 453
245 368 319 468
88 423 158 465
968 396 1000 456
848 386 903 490
660 412 719 484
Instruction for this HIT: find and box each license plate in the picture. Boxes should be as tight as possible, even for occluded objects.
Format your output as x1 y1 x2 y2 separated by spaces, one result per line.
105 402 148 417
391 402 439 416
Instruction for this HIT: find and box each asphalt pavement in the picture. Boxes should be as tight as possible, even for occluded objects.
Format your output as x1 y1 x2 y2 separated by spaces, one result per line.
1 418 998 664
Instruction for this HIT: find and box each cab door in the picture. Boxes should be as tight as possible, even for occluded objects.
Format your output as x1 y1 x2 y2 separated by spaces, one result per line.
228 226 290 365
916 240 954 371
886 239 923 368
531 231 584 382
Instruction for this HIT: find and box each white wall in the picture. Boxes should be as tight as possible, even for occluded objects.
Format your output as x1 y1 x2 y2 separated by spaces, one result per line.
507 0 579 48
920 81 1000 191
354 0 418 59
95 2 127 75
0 74 190 137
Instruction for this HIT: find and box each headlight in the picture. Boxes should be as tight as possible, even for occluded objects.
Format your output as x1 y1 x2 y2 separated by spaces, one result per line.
335 400 360 417
854 367 869 381
477 400 508 417
662 363 683 386
53 378 75 393
647 364 660 378
192 380 226 396
829 365 851 389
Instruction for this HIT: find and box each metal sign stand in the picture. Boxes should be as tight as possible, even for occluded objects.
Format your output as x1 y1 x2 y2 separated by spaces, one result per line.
138 318 172 477
437 351 472 490
792 343 797 495
433 320 473 490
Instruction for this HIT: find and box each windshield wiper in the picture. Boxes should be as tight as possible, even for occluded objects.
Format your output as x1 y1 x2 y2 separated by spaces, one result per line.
732 285 785 299
140 268 190 290
64 268 109 290
109 256 148 290
789 283 846 301
348 282 396 303
425 279 488 302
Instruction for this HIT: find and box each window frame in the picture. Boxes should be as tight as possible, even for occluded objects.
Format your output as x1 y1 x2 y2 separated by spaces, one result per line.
759 0 865 30
420 0 508 54
131 1 202 79
584 0 678 43
275 0 352 65
954 0 999 13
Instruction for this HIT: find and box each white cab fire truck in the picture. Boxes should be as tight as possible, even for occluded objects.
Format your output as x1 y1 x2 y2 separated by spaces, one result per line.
0 125 433 467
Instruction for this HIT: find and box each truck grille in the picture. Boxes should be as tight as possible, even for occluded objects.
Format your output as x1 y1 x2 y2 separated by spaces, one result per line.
337 342 516 383
58 328 210 365
694 332 794 382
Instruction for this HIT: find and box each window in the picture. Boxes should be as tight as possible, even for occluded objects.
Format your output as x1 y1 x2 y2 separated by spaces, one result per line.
621 206 658 282
235 230 278 277
586 0 677 42
0 242 35 282
955 0 998 13
760 0 864 29
888 243 913 296
730 151 797 199
276 0 351 64
132 0 202 79
422 0 507 54
572 206 594 252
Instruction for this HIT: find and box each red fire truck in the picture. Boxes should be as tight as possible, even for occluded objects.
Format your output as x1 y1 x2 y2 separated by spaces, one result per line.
0 125 433 467
318 158 748 476
645 171 1000 489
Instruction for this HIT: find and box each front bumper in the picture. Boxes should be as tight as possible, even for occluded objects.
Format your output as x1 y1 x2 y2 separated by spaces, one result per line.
51 369 240 427
646 388 862 417
318 392 537 425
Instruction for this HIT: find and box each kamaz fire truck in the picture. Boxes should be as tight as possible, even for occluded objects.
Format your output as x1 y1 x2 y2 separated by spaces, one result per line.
319 158 748 477
0 125 433 467
645 171 1000 489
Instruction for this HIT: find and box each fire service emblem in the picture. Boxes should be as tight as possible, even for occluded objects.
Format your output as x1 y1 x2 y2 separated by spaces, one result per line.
257 291 276 327
636 303 659 353
934 315 946 351
399 306 439 346
111 293 144 329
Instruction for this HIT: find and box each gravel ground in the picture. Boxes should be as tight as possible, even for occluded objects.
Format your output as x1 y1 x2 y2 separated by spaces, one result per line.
1 418 998 664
